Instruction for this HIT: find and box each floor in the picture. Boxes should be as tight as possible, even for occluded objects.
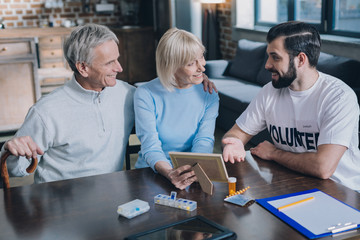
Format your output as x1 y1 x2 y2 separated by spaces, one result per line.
4 128 227 188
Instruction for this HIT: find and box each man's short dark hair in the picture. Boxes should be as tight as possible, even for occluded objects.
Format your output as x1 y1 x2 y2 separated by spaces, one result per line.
267 21 321 67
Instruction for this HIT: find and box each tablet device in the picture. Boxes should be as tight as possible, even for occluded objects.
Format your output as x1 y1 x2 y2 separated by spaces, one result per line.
169 152 229 182
124 215 236 240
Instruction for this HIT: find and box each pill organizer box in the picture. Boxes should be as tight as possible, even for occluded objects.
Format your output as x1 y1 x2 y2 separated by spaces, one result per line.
117 199 150 219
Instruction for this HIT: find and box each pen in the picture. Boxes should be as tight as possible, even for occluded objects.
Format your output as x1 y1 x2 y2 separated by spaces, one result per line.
277 196 314 211
331 223 358 234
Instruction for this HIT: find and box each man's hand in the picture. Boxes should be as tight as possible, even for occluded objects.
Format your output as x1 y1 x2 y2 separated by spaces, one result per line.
202 73 218 94
4 136 43 159
250 140 277 160
250 142 346 180
155 161 197 190
222 137 246 163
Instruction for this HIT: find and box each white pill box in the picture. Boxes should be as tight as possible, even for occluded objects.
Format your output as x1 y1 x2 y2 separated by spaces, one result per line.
154 193 197 211
117 199 150 219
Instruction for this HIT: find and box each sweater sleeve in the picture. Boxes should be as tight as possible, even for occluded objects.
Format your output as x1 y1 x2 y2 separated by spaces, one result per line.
134 87 169 171
191 92 219 153
5 106 50 177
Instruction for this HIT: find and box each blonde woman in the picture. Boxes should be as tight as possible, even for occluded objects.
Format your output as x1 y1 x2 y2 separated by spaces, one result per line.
134 28 219 190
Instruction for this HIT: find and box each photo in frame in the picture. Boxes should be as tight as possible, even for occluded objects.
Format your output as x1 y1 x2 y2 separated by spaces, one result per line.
169 152 229 182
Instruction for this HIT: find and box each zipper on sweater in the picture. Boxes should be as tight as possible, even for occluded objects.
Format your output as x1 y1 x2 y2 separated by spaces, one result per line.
96 92 105 132
97 92 101 103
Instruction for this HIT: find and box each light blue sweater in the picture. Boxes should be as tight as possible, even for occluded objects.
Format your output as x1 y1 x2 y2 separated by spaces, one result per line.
134 78 219 171
4 76 135 183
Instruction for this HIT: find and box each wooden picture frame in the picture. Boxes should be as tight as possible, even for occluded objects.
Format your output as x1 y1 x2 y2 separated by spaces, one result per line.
169 152 229 182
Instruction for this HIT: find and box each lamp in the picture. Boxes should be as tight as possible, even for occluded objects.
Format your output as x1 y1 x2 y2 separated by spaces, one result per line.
201 0 225 60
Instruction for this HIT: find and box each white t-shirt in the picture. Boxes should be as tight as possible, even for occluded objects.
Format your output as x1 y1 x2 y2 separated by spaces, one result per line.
237 72 360 191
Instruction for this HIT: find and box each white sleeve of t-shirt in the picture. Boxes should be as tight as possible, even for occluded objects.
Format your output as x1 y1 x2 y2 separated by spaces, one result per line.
317 87 359 148
236 83 271 136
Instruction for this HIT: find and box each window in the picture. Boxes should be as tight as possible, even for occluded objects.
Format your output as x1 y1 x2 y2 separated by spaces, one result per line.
295 0 322 24
235 0 360 38
333 0 360 34
256 0 288 25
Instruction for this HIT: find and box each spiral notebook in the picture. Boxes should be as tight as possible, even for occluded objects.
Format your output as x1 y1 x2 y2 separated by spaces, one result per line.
257 189 360 239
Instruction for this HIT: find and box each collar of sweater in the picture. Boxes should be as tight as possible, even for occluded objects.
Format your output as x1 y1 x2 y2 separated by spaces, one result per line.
64 75 111 104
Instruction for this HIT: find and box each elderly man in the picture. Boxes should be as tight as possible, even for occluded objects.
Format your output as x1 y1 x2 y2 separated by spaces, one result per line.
1 24 135 183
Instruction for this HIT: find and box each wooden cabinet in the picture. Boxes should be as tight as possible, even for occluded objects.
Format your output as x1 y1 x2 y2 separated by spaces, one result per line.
111 26 157 84
0 28 73 133
38 35 72 95
38 36 67 68
0 38 40 132
0 27 73 96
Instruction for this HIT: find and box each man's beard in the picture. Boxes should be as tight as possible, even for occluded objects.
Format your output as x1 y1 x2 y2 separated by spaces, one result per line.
270 57 297 89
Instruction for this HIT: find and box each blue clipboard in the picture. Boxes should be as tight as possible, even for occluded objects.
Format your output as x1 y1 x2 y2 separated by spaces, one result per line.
257 189 360 239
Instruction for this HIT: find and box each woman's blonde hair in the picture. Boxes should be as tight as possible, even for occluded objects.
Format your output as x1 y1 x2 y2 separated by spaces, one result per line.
156 28 205 91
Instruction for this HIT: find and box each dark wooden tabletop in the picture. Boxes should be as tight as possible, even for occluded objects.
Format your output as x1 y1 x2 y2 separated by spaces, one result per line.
1 153 359 240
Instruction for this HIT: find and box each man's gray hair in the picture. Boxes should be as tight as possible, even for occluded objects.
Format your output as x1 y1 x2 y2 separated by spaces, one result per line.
63 24 118 74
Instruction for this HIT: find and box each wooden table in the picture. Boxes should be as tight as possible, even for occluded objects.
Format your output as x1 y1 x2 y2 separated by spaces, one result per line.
1 154 359 240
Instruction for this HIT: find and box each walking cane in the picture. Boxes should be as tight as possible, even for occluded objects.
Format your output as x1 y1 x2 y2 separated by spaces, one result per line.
1 151 37 189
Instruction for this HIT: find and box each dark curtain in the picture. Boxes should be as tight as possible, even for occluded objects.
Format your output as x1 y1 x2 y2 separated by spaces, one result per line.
202 7 221 60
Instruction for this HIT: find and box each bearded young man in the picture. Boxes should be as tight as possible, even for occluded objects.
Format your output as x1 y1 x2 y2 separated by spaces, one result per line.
221 21 360 191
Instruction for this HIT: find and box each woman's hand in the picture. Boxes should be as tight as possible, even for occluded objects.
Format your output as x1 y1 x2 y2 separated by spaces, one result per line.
167 165 197 189
155 161 197 190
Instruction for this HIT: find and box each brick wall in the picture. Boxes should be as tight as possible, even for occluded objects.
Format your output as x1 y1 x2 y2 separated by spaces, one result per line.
1 0 237 59
0 0 121 28
217 0 236 60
